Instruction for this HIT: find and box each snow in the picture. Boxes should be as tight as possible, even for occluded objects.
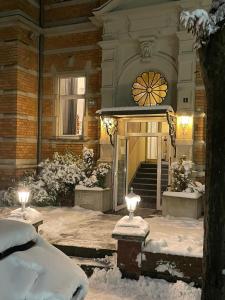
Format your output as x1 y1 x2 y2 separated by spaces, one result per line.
7 207 43 223
86 268 201 300
180 1 225 48
113 216 150 238
75 185 107 191
38 206 117 250
136 253 146 268
0 207 203 257
144 216 203 257
163 191 201 199
97 105 174 114
0 219 37 253
155 262 184 278
0 220 88 300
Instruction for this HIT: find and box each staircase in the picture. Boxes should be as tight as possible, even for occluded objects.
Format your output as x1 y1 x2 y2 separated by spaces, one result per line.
130 162 169 209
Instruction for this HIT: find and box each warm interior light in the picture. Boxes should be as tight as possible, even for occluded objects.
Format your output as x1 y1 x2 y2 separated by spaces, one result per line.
180 116 191 126
102 117 118 146
178 115 193 138
125 187 141 220
18 190 30 211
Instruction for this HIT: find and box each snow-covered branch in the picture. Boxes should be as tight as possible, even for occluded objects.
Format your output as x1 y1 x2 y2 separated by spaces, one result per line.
180 0 225 48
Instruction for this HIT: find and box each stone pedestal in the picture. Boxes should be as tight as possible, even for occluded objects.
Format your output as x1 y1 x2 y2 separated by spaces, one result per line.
75 186 112 212
162 191 202 219
7 207 43 232
112 216 150 279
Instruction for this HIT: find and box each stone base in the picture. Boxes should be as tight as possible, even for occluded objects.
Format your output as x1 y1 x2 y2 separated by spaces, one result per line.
75 187 112 212
162 192 202 219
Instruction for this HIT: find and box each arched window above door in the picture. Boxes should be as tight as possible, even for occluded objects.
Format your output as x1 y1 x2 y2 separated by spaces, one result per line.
132 71 168 106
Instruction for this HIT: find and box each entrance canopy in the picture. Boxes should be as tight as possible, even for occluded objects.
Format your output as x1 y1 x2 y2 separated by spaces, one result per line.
97 105 176 157
96 105 174 117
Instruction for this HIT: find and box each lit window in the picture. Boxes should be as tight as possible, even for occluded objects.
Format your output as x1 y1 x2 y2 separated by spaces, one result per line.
59 76 86 136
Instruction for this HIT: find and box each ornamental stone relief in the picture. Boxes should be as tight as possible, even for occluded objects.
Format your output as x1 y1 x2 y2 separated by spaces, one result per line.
140 37 156 59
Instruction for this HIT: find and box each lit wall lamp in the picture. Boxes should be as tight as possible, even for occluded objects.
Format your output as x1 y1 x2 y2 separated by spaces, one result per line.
125 187 141 221
102 117 118 146
18 189 30 212
180 115 192 136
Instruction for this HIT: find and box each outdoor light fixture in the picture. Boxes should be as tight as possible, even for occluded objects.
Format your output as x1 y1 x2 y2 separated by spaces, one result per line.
180 115 192 135
18 189 30 212
102 117 118 146
125 187 141 221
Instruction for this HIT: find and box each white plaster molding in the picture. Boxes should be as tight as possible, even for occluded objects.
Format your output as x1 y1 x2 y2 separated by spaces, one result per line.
45 0 94 9
44 45 99 55
0 12 40 30
0 159 37 166
44 22 97 36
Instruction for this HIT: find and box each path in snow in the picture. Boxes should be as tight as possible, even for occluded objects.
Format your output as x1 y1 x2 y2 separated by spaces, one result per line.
0 206 203 257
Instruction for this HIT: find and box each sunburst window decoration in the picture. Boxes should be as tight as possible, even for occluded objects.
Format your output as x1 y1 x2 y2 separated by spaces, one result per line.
132 71 168 106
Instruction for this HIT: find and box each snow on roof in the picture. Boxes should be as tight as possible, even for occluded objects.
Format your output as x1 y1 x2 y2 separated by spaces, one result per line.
96 105 174 116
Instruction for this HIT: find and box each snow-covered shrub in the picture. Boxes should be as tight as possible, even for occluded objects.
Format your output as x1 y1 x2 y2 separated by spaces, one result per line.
3 148 111 206
171 157 193 192
82 147 94 177
171 157 205 193
78 148 111 188
180 0 225 48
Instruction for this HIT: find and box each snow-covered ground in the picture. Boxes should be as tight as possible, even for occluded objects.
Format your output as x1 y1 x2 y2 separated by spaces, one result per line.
0 206 203 257
86 268 201 300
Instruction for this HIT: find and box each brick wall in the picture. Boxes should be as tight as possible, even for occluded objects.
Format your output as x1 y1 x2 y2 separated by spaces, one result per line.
0 0 105 189
194 62 206 172
41 0 102 161
0 21 39 189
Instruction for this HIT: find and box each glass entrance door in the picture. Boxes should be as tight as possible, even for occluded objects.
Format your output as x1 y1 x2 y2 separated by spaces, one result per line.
126 133 171 210
113 135 127 211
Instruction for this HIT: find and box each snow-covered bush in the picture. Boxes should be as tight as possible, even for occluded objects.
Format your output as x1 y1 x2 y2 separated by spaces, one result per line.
171 157 193 192
3 148 111 206
171 157 205 194
78 147 111 188
180 0 225 48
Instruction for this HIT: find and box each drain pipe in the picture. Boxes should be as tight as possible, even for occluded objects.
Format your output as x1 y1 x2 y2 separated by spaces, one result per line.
37 0 44 170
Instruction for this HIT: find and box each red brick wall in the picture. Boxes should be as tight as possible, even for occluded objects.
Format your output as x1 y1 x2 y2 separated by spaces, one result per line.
194 63 206 169
0 0 104 188
42 0 102 161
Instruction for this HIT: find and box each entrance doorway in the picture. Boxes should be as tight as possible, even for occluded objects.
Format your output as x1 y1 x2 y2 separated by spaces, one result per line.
113 118 172 211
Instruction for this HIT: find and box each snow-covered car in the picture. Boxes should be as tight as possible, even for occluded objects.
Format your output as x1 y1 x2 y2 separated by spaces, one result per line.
0 219 88 300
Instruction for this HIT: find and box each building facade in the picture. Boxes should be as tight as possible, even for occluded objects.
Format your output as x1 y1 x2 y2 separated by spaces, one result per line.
0 0 207 210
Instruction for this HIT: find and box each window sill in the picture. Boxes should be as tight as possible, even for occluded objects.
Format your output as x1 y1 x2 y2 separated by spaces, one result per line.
50 136 89 143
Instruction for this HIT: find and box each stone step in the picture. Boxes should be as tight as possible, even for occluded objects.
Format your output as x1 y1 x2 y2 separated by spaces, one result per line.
132 183 157 190
133 188 157 196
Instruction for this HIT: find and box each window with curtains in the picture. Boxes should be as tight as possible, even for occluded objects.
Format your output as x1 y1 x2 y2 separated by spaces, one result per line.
59 76 86 136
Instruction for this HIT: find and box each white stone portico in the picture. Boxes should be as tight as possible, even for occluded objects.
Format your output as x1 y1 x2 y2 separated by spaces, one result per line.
92 0 209 211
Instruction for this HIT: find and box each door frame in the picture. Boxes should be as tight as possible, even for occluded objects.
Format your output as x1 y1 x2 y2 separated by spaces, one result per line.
113 118 172 211
113 135 128 211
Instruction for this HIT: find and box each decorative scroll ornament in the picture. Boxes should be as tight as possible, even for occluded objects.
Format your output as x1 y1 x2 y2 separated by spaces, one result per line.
102 117 118 146
140 40 155 58
132 72 168 106
166 112 176 158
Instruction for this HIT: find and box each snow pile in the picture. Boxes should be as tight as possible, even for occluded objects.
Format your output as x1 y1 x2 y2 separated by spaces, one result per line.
181 1 225 48
7 207 42 223
0 219 88 300
75 185 106 191
155 261 184 278
0 219 37 253
163 191 201 199
113 216 150 238
86 268 201 300
144 216 203 257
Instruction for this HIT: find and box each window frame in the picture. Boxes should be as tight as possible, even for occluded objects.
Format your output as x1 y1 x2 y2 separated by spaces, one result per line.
58 75 87 139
